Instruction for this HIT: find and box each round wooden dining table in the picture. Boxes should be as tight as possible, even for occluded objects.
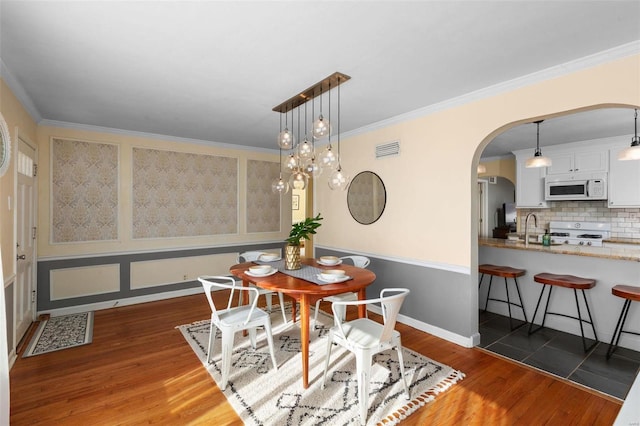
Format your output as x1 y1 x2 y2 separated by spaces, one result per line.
230 257 376 389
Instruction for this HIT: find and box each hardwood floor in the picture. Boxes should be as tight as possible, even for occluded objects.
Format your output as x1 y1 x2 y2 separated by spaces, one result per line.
10 293 622 425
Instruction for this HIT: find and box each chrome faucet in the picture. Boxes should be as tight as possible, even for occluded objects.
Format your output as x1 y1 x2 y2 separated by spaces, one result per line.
524 212 538 247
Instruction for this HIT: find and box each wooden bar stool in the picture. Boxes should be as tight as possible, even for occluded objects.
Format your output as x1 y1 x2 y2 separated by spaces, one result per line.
607 285 640 359
478 264 528 330
528 273 598 352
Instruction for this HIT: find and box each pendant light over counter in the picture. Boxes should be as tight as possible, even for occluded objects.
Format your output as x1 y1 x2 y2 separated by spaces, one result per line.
618 109 640 161
525 120 552 168
271 72 351 194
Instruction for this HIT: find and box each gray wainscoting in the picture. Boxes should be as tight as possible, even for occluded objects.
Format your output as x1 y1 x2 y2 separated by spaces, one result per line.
316 248 474 339
37 243 281 312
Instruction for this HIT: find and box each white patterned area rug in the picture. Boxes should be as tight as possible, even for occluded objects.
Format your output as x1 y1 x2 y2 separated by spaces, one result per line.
22 312 94 358
177 304 464 425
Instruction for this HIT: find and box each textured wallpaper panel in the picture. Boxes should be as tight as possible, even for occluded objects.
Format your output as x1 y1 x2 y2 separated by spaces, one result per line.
246 160 281 233
132 148 238 238
51 138 119 243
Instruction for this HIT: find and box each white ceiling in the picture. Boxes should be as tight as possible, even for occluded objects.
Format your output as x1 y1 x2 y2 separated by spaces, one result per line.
1 1 639 156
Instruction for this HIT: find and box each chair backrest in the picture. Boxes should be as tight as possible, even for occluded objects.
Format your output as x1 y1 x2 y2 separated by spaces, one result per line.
331 288 409 343
198 275 259 325
238 251 265 262
378 288 409 342
339 255 370 268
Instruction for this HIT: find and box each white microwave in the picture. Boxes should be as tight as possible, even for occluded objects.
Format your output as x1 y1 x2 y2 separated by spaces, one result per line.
545 176 607 201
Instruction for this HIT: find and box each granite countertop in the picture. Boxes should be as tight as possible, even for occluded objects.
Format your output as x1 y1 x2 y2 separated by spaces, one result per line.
603 237 640 246
479 237 640 262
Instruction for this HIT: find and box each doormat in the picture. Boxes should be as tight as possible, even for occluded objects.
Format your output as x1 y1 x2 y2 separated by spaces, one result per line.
22 311 94 357
177 304 464 425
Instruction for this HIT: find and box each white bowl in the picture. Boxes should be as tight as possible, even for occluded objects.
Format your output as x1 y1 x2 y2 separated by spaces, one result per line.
249 265 271 274
320 269 346 281
260 253 279 261
319 256 340 265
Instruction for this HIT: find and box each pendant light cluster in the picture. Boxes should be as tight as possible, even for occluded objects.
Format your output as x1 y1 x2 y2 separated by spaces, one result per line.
271 72 351 194
525 120 552 168
618 109 640 161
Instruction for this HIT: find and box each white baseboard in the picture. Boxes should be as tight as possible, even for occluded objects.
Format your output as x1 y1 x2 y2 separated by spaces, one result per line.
367 305 476 348
37 286 204 317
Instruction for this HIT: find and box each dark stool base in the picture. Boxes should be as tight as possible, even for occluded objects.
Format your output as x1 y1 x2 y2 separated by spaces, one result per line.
528 283 598 352
607 285 640 359
479 266 528 331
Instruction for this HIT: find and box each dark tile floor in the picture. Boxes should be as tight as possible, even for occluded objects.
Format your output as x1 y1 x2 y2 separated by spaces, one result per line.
479 310 640 400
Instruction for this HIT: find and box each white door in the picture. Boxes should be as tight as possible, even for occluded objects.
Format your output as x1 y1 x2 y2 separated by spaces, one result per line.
15 137 36 344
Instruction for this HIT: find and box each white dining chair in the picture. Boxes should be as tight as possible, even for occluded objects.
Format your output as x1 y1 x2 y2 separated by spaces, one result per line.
198 275 278 391
313 255 371 327
238 251 287 325
321 288 411 425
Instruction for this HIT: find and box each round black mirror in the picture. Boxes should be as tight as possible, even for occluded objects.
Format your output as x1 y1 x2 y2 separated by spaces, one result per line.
347 171 386 225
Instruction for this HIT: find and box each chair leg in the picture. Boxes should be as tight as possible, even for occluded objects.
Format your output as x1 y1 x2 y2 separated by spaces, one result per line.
321 331 335 389
248 327 257 349
355 351 371 426
528 284 553 335
607 299 631 359
277 292 287 325
265 293 273 313
263 321 278 371
313 299 322 328
207 321 217 363
220 331 235 391
484 275 494 311
395 336 410 400
575 289 598 352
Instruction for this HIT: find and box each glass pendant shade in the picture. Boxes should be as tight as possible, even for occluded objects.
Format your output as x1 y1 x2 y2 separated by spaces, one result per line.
525 152 552 168
477 164 487 173
303 158 323 177
285 153 298 171
298 137 313 159
618 139 640 160
312 115 331 139
271 176 290 194
318 145 338 169
278 128 294 150
525 120 551 168
328 167 350 190
618 110 640 161
289 170 308 190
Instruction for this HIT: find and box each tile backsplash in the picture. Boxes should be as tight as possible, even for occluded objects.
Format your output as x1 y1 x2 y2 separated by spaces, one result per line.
516 201 640 239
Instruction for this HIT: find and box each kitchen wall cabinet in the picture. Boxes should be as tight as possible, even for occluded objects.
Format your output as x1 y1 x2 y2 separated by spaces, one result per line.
608 145 640 208
514 151 548 208
546 149 608 176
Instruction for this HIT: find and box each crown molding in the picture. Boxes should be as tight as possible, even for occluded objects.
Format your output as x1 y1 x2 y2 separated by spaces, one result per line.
38 119 279 153
341 40 640 141
3 40 639 148
0 58 42 123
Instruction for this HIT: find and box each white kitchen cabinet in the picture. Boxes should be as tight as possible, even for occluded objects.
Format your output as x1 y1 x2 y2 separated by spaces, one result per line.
546 150 608 176
514 152 548 208
608 145 640 208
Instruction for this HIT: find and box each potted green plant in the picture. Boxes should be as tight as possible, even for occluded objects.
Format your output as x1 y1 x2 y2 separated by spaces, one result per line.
284 213 323 270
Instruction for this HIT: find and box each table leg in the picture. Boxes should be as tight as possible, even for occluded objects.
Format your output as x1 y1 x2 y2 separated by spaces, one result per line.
357 288 367 318
300 294 310 389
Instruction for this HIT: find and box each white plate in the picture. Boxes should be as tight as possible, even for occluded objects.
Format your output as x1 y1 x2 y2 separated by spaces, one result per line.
317 259 343 266
316 274 350 283
246 268 278 277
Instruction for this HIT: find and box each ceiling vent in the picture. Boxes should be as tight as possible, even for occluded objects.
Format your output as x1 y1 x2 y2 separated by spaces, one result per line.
375 140 400 159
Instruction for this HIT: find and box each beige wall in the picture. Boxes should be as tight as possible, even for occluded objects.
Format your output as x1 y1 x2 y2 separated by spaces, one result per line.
0 78 37 279
478 157 516 185
36 126 289 258
315 54 640 269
